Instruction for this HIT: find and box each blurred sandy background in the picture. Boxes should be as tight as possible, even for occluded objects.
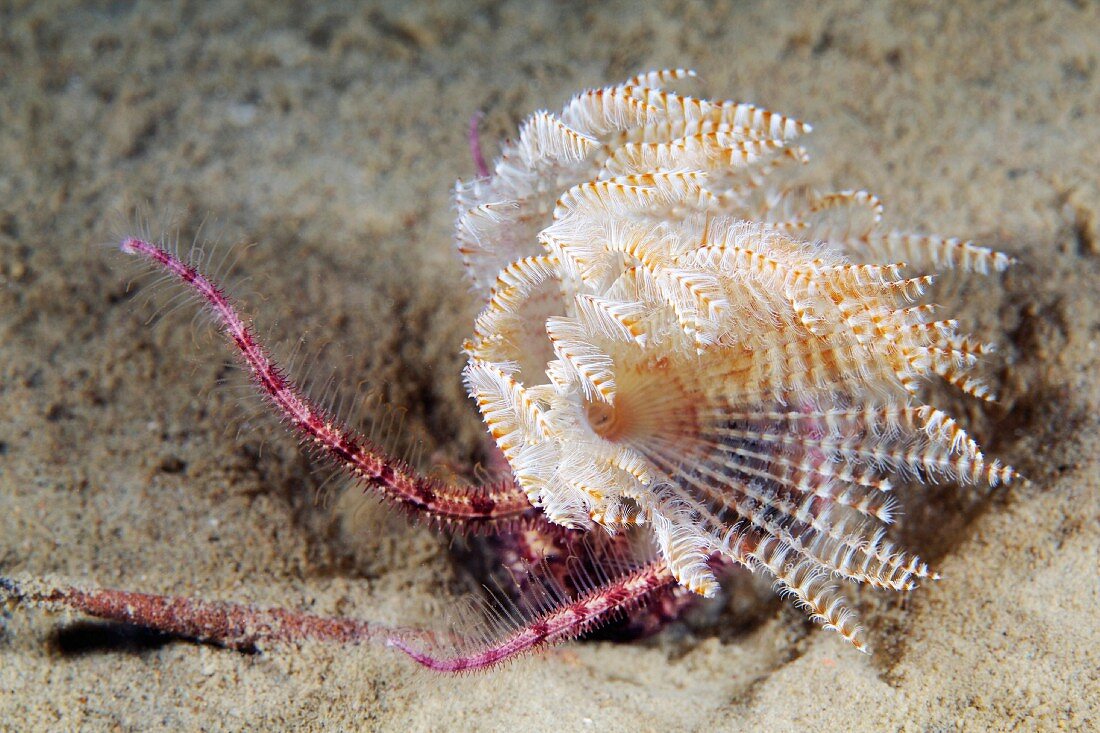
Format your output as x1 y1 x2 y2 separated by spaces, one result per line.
1 1 1097 730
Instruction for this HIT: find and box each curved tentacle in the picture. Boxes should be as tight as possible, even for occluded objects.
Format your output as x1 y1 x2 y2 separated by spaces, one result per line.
1 555 679 672
386 559 676 672
119 236 540 535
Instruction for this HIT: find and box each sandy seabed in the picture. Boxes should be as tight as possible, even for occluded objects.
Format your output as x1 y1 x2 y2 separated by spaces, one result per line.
1 1 1098 731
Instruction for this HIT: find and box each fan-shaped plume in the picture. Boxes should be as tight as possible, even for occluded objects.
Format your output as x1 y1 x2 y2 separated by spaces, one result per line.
457 69 1018 651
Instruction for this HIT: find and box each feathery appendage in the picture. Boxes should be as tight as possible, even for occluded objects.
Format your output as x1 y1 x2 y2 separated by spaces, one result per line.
0 576 380 651
116 236 539 535
388 556 676 672
1 552 677 672
456 68 1019 651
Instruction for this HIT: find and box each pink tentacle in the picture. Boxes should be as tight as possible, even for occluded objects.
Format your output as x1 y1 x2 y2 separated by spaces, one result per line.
118 237 537 534
386 560 676 672
0 577 378 651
